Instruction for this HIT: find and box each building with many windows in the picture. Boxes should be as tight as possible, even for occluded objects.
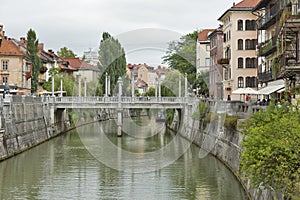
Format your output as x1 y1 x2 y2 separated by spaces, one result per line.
254 0 300 98
218 0 260 100
196 29 214 75
0 25 31 94
208 26 224 100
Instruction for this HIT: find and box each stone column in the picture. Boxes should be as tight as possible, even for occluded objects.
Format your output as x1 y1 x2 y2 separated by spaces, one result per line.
131 69 134 101
178 74 181 98
105 72 108 97
108 75 110 96
158 75 161 101
77 74 81 97
51 73 55 97
155 77 158 99
60 76 63 97
117 77 123 137
184 73 188 99
84 77 87 97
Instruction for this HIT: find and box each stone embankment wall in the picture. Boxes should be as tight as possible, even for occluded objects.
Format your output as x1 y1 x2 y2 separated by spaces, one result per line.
177 101 273 200
0 96 138 162
0 96 68 161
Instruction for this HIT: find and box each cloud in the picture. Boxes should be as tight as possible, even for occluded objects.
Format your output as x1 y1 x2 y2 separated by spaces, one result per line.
0 0 235 63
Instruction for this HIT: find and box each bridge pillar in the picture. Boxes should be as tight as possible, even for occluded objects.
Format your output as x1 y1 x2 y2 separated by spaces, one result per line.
117 77 123 137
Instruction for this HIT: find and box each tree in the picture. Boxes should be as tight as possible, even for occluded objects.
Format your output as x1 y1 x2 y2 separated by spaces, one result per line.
26 29 42 94
98 32 126 95
58 47 77 58
162 30 208 94
240 102 300 199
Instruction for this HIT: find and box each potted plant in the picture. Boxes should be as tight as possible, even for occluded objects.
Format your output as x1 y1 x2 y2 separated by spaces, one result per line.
217 58 230 65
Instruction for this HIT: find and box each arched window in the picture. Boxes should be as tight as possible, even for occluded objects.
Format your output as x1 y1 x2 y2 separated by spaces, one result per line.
238 77 244 88
251 58 257 68
246 20 256 30
237 20 243 31
246 58 251 68
245 76 257 87
238 57 243 68
238 39 243 50
245 39 251 50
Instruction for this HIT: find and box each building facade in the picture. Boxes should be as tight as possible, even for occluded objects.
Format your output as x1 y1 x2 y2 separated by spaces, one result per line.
208 27 224 100
254 0 300 98
218 0 260 100
196 29 214 74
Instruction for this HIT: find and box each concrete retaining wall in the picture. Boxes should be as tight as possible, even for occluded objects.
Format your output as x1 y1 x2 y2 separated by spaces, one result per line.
0 96 68 161
178 101 274 200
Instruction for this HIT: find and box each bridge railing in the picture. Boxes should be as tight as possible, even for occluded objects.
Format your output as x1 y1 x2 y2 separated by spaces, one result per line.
44 96 188 104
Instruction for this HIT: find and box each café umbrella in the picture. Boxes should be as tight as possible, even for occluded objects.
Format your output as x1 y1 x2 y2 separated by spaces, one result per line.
232 87 258 101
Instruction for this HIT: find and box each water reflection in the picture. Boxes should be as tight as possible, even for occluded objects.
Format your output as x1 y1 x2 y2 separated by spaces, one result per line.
0 119 247 200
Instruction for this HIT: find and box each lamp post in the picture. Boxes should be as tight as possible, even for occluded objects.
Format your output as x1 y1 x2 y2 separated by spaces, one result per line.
51 73 55 97
60 75 63 97
84 77 87 97
77 74 81 97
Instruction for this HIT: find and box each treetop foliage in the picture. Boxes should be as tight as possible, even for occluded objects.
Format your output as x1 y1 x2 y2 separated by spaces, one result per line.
240 102 300 199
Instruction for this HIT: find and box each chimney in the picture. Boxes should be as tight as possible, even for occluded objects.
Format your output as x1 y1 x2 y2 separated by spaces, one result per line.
233 2 235 6
20 37 26 45
38 43 44 50
0 25 3 37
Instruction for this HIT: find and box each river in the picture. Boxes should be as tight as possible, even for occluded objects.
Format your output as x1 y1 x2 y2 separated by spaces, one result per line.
0 118 248 200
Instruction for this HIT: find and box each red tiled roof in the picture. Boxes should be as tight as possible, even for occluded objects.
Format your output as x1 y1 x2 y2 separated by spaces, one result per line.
198 29 215 41
62 58 99 71
232 0 260 8
0 38 24 56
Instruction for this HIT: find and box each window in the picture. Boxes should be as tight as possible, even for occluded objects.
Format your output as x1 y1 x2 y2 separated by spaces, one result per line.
2 77 8 85
225 47 231 59
238 77 244 88
224 33 227 42
206 45 210 51
237 20 243 30
238 58 244 68
245 39 257 50
238 39 243 50
246 20 256 30
245 39 251 50
246 76 257 87
252 58 257 68
205 58 210 66
2 60 8 70
246 58 257 68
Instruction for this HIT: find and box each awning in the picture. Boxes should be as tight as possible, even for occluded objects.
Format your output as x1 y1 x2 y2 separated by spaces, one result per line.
232 87 258 95
277 88 286 93
258 84 285 95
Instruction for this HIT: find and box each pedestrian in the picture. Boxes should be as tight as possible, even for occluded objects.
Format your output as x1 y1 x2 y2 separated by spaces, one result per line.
227 94 231 101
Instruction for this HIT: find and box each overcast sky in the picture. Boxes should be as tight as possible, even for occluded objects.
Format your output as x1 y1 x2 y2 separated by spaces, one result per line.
0 0 235 66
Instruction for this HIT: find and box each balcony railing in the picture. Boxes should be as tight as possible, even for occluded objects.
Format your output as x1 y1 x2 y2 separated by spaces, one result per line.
279 51 300 76
257 1 283 30
258 37 277 56
258 71 273 83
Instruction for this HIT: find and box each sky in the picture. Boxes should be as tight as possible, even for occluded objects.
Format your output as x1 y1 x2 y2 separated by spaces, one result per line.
0 0 235 66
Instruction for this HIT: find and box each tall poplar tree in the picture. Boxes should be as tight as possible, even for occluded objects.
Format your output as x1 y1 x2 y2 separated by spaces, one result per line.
26 29 42 94
98 32 126 95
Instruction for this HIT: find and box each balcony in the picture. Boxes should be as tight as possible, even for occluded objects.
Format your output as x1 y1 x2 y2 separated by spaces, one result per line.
217 58 230 65
279 52 300 78
258 37 277 57
258 71 273 83
257 1 282 30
